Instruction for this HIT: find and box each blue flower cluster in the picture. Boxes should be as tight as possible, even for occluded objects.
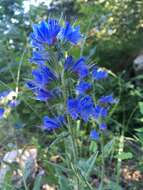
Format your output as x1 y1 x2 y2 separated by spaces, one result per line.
27 18 116 139
0 91 19 119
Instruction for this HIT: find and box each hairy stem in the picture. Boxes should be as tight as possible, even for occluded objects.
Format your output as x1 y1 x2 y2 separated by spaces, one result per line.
99 134 105 190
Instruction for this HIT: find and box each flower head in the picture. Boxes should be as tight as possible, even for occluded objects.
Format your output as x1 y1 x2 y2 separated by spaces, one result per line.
92 67 108 80
8 100 20 107
77 95 94 122
90 129 99 140
32 65 56 87
67 98 79 120
59 22 81 44
93 105 108 119
0 108 4 119
42 115 63 131
31 19 61 48
65 56 88 78
99 95 117 104
35 89 53 101
0 91 10 100
76 81 92 94
30 51 49 65
99 123 107 130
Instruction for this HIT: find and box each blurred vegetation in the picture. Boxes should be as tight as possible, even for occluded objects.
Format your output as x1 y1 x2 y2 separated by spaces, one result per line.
0 0 143 189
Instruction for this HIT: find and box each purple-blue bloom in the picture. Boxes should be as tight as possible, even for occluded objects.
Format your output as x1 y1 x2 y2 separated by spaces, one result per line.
76 81 92 94
67 98 79 120
93 105 108 119
64 56 88 78
0 108 4 119
92 67 108 80
0 91 10 99
64 56 74 71
77 95 94 122
43 116 61 131
99 95 116 104
26 81 38 92
31 19 60 48
59 22 81 44
90 129 99 140
8 100 20 107
99 123 107 130
73 57 88 78
30 51 49 65
35 89 52 101
32 65 56 86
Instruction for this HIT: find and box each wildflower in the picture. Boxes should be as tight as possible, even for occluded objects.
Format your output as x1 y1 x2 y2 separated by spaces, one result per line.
32 65 56 86
99 95 116 104
76 81 92 94
73 57 88 78
65 56 88 78
77 95 94 122
8 100 20 107
93 105 108 119
99 123 107 130
59 22 81 44
0 91 10 99
64 56 74 70
30 51 49 65
0 108 4 119
90 129 99 140
92 67 108 80
31 19 61 47
67 98 79 120
35 89 53 101
42 115 63 131
26 81 37 92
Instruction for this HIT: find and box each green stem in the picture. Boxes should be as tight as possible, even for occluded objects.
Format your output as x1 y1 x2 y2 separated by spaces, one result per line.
116 129 124 186
61 69 79 189
99 134 105 190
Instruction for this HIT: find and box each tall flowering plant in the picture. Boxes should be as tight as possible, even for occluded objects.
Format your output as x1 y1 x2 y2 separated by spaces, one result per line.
27 18 117 189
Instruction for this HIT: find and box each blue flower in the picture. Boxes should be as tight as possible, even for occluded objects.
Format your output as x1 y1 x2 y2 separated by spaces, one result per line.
67 98 79 120
31 19 61 48
92 67 108 80
78 95 94 122
42 115 63 131
32 65 57 86
90 129 99 140
0 91 10 99
99 123 107 130
8 100 20 107
26 81 37 92
36 89 53 101
64 56 74 70
0 108 4 119
67 96 94 122
76 81 92 94
59 22 81 44
73 57 88 78
99 95 116 104
93 105 108 119
30 51 49 65
51 87 62 98
64 56 88 78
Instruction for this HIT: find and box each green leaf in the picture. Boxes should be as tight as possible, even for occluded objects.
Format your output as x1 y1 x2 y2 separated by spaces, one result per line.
139 102 143 114
89 141 98 153
58 176 72 190
117 152 133 160
86 152 98 178
33 175 42 190
103 138 115 158
105 181 122 190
